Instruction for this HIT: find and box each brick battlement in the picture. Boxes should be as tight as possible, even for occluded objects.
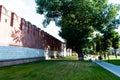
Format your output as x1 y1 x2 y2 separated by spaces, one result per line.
0 5 64 51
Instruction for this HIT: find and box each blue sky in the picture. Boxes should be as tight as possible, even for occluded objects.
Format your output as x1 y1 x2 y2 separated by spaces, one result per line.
0 0 120 42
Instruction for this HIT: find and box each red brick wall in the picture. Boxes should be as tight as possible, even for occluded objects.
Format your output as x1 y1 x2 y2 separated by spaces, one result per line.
0 5 63 52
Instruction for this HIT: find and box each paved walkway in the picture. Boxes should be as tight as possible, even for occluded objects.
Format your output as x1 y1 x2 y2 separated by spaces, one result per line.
93 60 120 77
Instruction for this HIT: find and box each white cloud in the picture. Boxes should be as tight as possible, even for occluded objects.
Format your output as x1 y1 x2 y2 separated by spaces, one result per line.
0 0 30 12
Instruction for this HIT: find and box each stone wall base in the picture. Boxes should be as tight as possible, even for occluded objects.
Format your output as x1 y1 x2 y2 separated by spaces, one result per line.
0 57 45 67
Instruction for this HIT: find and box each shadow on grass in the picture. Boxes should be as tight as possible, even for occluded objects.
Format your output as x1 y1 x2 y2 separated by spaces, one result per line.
0 55 89 68
0 59 88 69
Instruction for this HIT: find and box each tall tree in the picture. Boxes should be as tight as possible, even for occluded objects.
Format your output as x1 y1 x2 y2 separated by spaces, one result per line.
95 33 102 54
101 31 113 60
112 32 120 58
35 0 120 60
100 24 120 59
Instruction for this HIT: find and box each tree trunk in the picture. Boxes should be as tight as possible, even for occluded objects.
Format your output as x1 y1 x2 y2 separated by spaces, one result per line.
77 50 84 61
114 49 117 59
103 52 107 60
107 52 110 62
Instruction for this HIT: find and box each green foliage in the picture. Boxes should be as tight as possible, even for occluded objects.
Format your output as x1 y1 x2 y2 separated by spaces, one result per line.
102 25 120 50
112 32 120 49
35 0 120 59
95 33 102 52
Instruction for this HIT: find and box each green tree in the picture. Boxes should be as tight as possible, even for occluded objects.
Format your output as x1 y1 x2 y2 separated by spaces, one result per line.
100 24 120 59
101 33 112 60
94 33 102 54
35 0 120 60
112 32 120 58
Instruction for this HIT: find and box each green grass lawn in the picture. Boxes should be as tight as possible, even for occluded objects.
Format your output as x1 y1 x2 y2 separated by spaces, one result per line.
105 59 120 65
0 56 120 80
103 55 120 65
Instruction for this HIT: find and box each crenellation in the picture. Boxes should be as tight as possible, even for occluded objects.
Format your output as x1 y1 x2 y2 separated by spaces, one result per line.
27 21 31 33
0 5 7 14
21 18 27 31
0 5 2 21
12 12 19 21
20 18 24 30
25 21 29 33
10 13 14 26
0 5 11 27
10 12 21 28
34 26 38 36
29 23 33 36
0 5 11 23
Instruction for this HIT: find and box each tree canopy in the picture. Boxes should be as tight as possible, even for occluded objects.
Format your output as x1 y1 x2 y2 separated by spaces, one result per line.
35 0 120 60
